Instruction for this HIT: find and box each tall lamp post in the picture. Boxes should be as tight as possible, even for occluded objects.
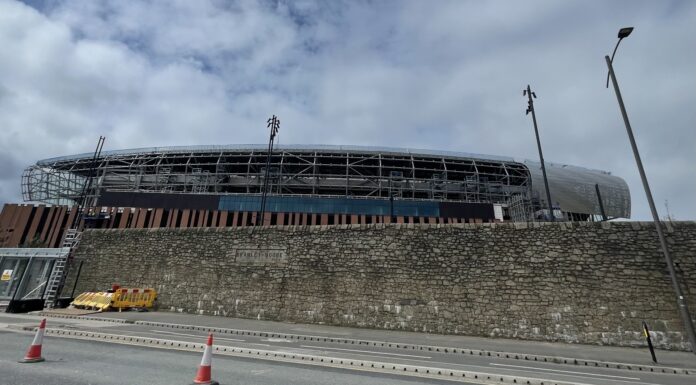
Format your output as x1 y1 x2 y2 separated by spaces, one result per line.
605 27 696 353
524 85 555 221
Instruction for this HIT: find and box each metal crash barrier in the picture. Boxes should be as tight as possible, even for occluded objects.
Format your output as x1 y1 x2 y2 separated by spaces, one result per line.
71 287 156 311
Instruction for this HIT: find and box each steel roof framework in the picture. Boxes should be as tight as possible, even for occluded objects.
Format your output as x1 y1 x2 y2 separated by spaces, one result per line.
22 148 531 209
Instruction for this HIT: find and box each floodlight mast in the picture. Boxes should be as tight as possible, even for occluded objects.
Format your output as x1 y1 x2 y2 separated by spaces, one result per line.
257 115 280 226
605 27 696 353
524 85 555 221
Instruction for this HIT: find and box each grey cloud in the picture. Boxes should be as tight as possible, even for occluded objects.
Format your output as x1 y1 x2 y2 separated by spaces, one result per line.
1 0 694 220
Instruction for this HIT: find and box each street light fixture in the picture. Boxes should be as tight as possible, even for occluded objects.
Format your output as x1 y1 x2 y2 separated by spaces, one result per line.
605 27 696 353
617 27 634 39
606 27 633 88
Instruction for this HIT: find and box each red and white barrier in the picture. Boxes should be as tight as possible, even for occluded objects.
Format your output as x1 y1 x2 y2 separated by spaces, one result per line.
20 318 46 363
192 333 219 385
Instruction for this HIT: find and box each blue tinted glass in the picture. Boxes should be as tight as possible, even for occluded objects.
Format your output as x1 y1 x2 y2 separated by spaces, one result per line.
218 195 439 216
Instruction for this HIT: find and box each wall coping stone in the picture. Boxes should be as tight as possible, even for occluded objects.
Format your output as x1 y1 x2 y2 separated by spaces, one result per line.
83 220 696 235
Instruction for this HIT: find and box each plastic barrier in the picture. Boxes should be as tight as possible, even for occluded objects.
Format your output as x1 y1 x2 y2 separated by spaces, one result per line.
70 288 156 311
111 288 156 310
72 292 97 308
92 293 113 311
70 292 111 311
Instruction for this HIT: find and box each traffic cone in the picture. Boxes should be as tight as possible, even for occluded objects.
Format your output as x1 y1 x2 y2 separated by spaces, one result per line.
19 318 46 363
192 333 219 385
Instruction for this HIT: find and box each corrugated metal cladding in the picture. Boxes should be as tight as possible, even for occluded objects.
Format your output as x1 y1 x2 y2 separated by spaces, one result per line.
0 201 494 248
524 160 631 218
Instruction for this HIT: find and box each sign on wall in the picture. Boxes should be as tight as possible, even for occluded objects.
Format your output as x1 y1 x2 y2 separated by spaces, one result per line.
1 269 13 281
233 249 287 265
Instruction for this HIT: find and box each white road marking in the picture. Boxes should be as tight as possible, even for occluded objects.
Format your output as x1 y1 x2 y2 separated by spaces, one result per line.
263 338 294 343
148 329 245 342
300 345 431 359
489 363 641 381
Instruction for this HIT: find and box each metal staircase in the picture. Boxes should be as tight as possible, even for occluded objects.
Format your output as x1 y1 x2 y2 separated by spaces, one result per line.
43 229 81 308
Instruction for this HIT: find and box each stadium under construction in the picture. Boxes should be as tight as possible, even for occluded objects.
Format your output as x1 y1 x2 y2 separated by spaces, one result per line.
2 144 632 249
0 144 630 310
8 144 629 237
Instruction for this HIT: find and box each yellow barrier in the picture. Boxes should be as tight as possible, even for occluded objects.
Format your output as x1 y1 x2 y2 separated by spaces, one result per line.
71 292 95 308
111 288 157 310
93 292 113 311
71 288 157 311
72 292 100 309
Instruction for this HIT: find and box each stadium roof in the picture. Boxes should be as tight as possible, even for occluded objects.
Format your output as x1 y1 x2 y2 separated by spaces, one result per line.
37 143 610 174
38 144 516 164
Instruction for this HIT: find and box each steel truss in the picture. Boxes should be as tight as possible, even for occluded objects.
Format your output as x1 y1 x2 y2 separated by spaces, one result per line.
22 147 532 210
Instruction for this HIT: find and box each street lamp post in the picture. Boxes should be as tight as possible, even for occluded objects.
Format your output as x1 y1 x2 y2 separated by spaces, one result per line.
524 85 555 221
605 27 696 353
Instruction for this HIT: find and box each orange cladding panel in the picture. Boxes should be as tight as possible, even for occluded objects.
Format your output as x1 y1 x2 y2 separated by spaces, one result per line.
180 209 190 228
152 209 164 228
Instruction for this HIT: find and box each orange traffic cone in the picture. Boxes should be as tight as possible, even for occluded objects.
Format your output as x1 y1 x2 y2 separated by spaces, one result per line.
19 318 46 363
192 333 219 385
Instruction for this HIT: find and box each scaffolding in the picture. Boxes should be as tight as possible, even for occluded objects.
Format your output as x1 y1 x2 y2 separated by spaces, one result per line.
22 145 533 211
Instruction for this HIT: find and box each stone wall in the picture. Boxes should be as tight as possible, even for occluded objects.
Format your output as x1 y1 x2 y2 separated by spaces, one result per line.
65 221 696 350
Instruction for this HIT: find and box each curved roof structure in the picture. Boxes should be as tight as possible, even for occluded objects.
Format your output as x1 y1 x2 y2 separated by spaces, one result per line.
37 144 520 165
23 144 630 220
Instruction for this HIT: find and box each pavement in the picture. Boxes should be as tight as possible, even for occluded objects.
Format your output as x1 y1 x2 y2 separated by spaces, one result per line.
1 310 695 385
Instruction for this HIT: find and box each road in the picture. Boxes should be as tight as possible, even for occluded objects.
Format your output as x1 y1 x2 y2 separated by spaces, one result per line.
58 324 694 385
1 312 695 385
33 310 696 369
0 330 461 385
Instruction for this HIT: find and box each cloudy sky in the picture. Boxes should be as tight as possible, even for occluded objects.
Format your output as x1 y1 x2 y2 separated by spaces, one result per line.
0 0 694 220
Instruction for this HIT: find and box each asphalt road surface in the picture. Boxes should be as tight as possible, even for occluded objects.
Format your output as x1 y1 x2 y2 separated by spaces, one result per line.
35 310 696 369
0 330 464 385
66 323 695 385
2 313 695 385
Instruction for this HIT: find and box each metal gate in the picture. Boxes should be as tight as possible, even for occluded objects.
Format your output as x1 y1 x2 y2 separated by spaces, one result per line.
0 248 70 312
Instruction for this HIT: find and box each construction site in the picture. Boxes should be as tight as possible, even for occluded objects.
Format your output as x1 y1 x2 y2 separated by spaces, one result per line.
0 141 633 314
